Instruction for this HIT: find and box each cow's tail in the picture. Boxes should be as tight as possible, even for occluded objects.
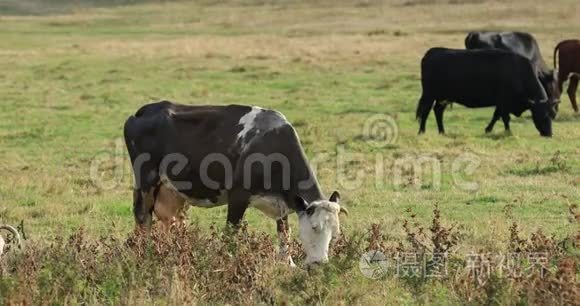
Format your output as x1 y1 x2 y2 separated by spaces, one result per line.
123 114 157 229
123 110 160 158
123 115 140 164
415 93 432 120
123 114 159 177
553 41 565 69
415 100 423 120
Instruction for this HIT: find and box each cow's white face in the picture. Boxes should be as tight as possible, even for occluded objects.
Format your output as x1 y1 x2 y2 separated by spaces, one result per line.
295 191 345 265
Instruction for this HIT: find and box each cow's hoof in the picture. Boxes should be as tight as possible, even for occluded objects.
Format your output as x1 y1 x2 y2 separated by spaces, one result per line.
279 255 296 267
278 251 297 267
484 128 492 134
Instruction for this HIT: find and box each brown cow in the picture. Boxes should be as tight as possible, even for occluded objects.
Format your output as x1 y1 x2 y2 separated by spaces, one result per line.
554 39 580 112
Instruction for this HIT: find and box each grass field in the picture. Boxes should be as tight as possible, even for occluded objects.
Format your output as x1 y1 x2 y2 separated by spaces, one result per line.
0 0 579 304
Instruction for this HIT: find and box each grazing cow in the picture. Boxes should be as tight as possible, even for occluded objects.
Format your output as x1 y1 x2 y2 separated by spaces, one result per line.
124 101 347 265
465 31 560 105
416 48 557 137
554 39 580 112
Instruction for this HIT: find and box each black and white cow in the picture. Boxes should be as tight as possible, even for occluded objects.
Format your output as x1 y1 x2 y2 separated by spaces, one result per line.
123 101 346 265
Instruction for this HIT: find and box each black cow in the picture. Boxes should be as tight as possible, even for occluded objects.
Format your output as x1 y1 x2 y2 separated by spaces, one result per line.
416 48 556 137
124 101 347 265
465 31 560 105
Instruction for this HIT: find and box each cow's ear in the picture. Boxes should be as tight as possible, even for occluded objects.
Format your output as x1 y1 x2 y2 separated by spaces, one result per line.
329 191 340 204
294 196 308 212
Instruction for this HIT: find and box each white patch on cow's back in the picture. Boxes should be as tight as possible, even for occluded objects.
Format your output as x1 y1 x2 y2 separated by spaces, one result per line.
160 175 227 208
236 107 290 152
236 106 263 144
249 195 290 219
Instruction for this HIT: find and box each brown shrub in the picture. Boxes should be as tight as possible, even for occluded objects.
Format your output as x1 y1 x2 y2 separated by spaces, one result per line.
0 223 279 305
0 205 577 305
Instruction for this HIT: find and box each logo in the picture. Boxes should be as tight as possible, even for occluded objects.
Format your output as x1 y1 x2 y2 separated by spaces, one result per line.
359 250 388 279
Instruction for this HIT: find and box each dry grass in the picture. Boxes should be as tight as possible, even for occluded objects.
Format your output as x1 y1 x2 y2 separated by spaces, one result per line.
1 205 577 304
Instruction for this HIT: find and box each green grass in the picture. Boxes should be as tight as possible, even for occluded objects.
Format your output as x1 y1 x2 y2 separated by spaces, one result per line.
0 0 579 304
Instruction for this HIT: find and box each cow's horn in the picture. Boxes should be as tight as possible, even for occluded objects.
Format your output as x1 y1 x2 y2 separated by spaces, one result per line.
339 207 349 216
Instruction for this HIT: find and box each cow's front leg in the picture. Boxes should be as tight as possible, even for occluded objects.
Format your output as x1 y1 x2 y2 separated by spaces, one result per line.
226 189 250 230
567 75 579 113
276 216 296 267
485 108 501 133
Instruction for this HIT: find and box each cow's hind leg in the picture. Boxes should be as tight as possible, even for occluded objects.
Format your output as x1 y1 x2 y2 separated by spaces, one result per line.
501 112 511 133
557 70 568 96
433 102 447 134
277 216 296 267
416 94 435 134
567 74 579 113
485 108 501 133
132 162 160 231
134 187 157 231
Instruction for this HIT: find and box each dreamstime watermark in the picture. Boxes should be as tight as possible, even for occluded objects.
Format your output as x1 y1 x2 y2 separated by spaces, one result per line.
358 250 550 281
335 147 480 192
362 114 398 148
89 114 481 193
